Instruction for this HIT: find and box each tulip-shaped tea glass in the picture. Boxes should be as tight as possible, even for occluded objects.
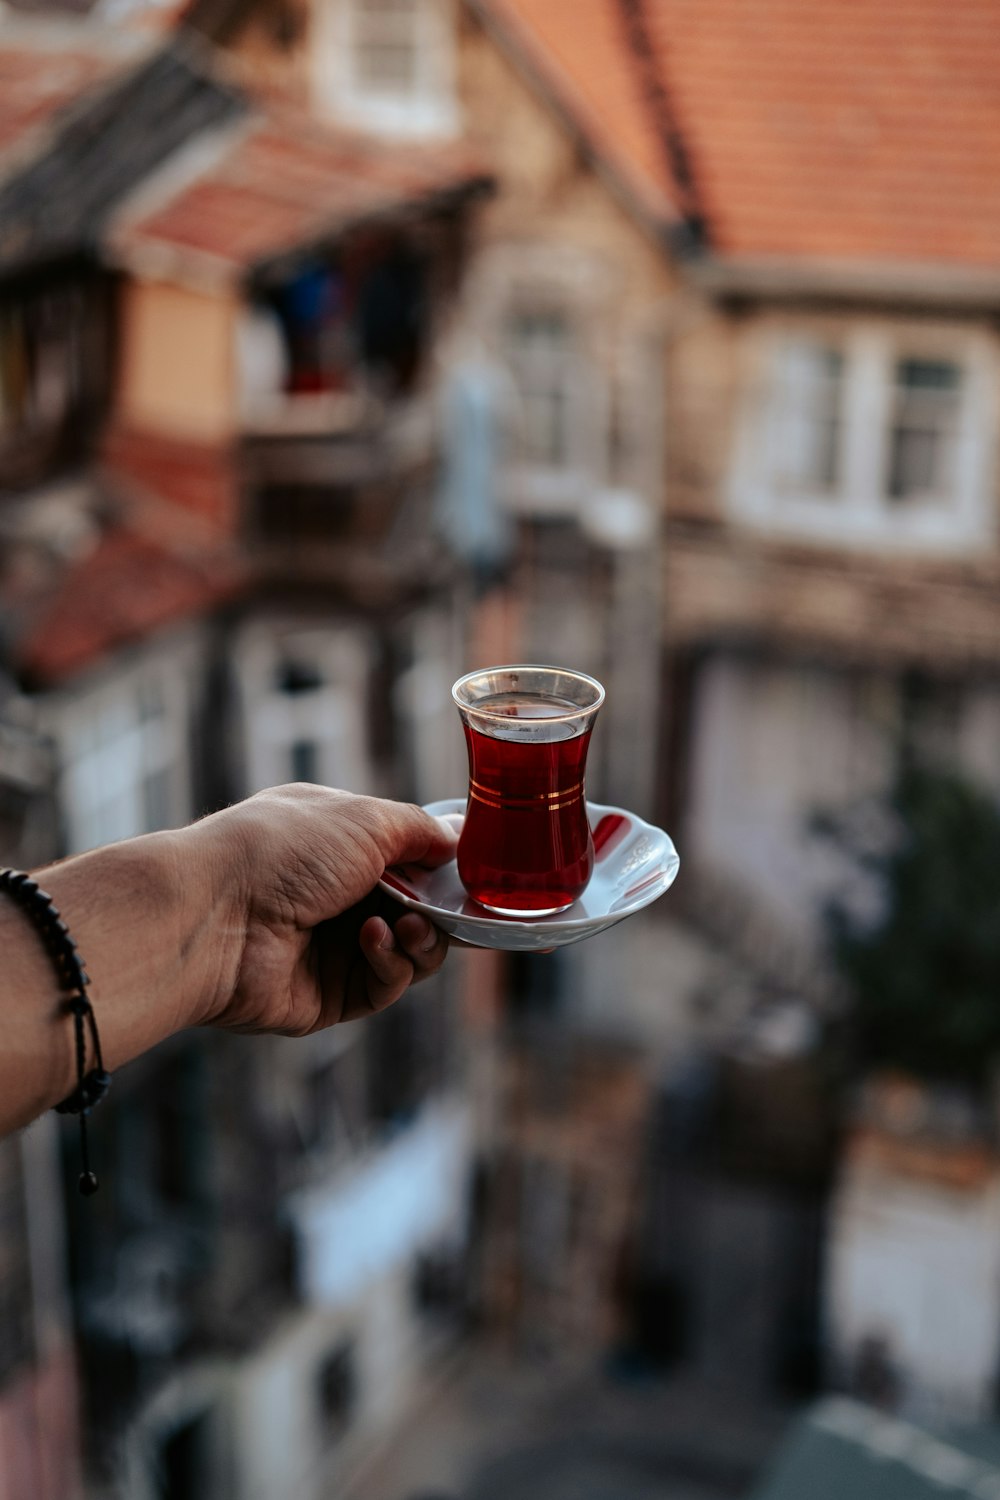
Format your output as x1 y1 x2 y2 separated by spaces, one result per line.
452 665 605 917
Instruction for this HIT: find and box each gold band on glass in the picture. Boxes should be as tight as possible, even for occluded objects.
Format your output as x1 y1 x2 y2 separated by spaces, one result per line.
469 778 584 811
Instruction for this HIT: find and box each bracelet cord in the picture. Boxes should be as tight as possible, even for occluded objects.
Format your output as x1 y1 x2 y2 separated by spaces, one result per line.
0 868 110 1195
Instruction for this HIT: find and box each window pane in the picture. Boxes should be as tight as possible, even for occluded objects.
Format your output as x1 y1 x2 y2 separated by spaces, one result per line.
896 358 960 392
887 358 961 503
0 306 29 431
357 47 416 90
769 340 843 495
0 287 85 434
290 739 320 784
359 0 417 17
510 311 569 352
315 1340 356 1440
353 0 419 93
505 311 574 468
277 659 324 695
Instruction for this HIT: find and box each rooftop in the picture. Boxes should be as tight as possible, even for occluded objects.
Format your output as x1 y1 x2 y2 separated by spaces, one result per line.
14 523 242 686
0 33 245 278
479 0 1000 270
0 28 490 286
0 39 123 161
0 21 493 685
109 102 492 283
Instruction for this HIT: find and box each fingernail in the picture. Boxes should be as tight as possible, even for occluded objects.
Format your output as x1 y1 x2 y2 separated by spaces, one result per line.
418 923 436 952
377 923 394 951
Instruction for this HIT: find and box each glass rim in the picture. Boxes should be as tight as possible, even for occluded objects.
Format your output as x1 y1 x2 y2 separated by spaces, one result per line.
451 663 605 723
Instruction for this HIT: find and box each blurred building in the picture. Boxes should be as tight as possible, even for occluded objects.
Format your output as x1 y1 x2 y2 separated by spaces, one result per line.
186 0 672 815
186 0 1000 1433
826 1077 1000 1426
193 0 1000 973
3 0 1000 1492
475 1035 651 1358
442 0 1000 966
0 13 494 1496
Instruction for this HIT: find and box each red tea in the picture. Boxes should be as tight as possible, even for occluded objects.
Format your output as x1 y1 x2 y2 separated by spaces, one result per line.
457 691 594 915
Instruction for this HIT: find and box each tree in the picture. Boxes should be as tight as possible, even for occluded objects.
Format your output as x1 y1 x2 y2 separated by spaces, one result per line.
822 766 1000 1088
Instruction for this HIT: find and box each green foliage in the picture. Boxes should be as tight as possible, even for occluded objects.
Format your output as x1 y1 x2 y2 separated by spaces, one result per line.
825 766 1000 1086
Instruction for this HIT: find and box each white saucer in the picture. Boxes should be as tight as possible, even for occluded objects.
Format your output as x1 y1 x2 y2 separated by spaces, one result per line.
379 798 679 952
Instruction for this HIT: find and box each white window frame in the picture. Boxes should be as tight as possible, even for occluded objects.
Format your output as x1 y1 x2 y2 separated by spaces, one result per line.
42 639 196 856
492 291 608 517
729 318 997 554
501 301 607 516
234 620 375 797
460 244 617 518
312 0 458 139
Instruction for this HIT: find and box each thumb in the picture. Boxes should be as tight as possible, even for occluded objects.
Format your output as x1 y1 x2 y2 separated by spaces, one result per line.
370 800 459 870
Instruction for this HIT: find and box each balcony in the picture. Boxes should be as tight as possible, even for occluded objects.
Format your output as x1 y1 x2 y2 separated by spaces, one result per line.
242 390 450 602
287 1098 472 1309
241 389 437 493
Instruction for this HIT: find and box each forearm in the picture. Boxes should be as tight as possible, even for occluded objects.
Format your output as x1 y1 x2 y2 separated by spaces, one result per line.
0 785 456 1137
1 828 241 1134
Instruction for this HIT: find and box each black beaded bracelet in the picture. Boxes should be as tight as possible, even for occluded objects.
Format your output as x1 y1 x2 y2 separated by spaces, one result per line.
1 867 110 1195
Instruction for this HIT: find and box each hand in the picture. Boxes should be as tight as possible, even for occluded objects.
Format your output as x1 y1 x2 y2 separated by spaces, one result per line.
191 785 457 1035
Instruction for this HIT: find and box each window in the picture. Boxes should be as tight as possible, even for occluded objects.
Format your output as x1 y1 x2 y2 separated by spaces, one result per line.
352 0 421 93
0 286 87 439
505 311 575 469
501 304 606 515
732 325 994 552
56 657 191 854
238 625 374 795
273 654 339 786
154 1410 213 1500
252 234 428 407
315 1340 356 1440
766 340 844 497
289 739 320 784
412 1245 465 1321
886 358 962 504
315 0 457 137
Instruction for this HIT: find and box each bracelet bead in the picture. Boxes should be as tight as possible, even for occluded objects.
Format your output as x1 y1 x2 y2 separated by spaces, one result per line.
0 867 108 1195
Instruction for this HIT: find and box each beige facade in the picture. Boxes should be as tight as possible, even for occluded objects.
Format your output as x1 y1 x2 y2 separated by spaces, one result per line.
457 4 674 515
204 0 1000 930
458 8 669 303
207 0 1000 669
664 304 1000 668
117 278 239 443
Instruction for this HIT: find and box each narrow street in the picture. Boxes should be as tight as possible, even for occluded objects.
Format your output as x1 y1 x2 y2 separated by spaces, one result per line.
346 1352 794 1500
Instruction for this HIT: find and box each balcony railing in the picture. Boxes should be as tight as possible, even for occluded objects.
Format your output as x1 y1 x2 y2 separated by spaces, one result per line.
241 390 437 492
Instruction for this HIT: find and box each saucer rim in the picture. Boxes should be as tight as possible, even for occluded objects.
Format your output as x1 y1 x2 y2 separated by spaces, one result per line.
378 798 679 935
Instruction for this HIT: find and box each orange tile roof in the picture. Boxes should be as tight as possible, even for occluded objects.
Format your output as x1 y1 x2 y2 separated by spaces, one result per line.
480 0 1000 268
0 44 125 163
18 528 242 686
102 425 239 536
110 101 492 276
